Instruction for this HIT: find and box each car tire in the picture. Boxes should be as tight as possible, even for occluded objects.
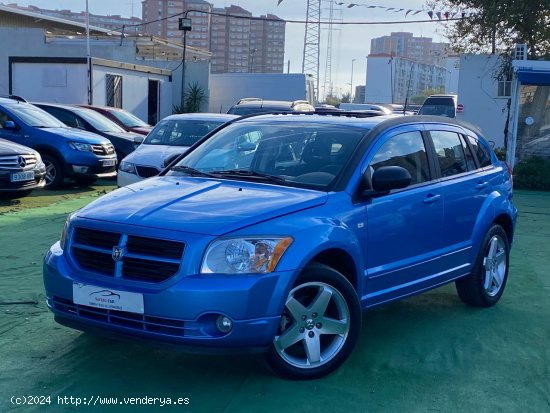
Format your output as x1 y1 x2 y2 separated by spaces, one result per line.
265 262 361 380
42 154 64 189
74 176 97 186
455 224 510 307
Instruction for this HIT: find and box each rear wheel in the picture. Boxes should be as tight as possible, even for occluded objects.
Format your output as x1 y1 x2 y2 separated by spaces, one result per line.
455 225 510 307
265 263 361 380
42 154 64 189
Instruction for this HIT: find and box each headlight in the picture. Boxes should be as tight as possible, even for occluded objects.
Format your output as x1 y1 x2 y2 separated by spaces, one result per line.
60 211 78 250
119 161 136 174
68 142 93 152
201 237 293 274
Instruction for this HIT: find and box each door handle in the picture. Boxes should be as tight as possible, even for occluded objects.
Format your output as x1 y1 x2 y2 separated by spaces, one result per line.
423 194 441 204
475 181 488 190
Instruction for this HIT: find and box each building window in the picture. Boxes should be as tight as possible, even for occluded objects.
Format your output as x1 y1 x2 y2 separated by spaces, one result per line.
106 74 122 108
498 80 512 97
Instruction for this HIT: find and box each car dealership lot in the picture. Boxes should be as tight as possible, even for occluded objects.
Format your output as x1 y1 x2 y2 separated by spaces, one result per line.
1 186 549 412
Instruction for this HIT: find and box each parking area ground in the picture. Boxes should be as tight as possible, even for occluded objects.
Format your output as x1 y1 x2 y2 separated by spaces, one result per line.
1 186 549 412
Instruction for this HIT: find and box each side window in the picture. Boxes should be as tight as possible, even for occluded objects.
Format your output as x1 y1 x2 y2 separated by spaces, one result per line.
0 109 14 128
467 136 493 168
370 131 430 185
430 130 469 177
43 108 76 128
460 134 476 171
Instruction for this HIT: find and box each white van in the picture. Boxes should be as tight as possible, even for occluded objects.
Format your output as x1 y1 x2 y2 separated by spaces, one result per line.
418 95 458 118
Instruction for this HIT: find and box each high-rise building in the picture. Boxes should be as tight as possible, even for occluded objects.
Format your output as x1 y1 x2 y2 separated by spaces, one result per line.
5 3 142 32
141 1 285 74
370 32 449 67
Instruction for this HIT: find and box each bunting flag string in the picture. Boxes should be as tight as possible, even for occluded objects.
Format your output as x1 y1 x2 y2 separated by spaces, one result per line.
277 1 472 20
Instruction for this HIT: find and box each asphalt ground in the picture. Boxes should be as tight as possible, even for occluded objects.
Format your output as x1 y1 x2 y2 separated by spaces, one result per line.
1 184 549 412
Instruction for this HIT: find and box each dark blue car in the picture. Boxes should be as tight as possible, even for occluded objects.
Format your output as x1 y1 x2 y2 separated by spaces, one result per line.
44 114 517 379
0 97 117 188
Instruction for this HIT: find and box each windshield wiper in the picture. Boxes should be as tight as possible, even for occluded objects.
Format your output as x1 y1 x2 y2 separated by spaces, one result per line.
170 165 220 178
212 169 286 185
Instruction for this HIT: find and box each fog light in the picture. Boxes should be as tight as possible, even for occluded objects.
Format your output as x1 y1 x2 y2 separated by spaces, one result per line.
72 166 90 173
216 315 233 333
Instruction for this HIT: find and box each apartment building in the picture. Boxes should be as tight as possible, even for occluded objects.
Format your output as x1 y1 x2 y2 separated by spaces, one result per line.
370 32 449 67
4 3 141 32
142 0 285 74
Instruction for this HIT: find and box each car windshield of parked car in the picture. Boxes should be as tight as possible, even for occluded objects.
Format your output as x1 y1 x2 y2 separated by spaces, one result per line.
418 98 456 118
143 119 225 146
74 108 127 133
8 104 66 128
168 121 367 190
109 110 150 128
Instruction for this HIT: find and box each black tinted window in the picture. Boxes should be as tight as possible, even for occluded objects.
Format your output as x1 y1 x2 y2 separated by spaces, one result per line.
468 136 492 167
431 131 469 177
371 131 430 185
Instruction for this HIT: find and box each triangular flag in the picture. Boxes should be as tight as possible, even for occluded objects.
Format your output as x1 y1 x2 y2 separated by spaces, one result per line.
347 4 357 8
277 0 284 5
395 9 404 13
428 11 433 19
413 10 422 15
436 11 442 20
387 8 394 12
405 9 412 17
444 11 450 20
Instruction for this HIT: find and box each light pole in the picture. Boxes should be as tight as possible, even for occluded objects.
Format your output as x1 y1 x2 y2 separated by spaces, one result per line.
249 48 257 73
178 15 192 109
350 58 356 103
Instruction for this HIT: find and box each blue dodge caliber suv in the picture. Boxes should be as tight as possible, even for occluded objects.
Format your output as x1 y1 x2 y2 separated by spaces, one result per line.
44 114 517 379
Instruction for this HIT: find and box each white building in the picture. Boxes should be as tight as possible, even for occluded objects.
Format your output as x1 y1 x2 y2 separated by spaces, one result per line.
364 53 447 104
455 54 510 147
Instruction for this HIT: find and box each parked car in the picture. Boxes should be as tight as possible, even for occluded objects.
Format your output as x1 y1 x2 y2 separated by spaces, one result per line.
44 113 516 380
227 98 315 115
0 97 117 188
338 103 393 114
34 103 142 161
118 113 238 186
0 138 46 196
418 94 458 118
78 105 153 136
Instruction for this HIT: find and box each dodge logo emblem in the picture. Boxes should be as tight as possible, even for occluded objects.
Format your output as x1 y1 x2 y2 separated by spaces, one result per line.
112 246 125 261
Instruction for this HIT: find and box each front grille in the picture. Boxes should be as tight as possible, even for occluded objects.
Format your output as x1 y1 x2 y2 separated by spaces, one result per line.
0 154 37 170
136 165 160 178
52 296 192 337
71 227 185 283
91 143 115 156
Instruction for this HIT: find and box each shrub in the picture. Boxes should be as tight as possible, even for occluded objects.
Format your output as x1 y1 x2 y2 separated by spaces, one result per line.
513 156 550 190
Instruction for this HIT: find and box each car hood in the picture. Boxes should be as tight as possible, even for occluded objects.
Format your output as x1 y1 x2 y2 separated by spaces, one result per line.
104 131 141 142
123 144 190 169
0 138 38 155
77 176 328 236
40 127 111 144
129 126 153 136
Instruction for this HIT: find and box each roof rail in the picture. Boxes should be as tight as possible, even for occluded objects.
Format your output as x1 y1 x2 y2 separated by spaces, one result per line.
236 97 262 104
0 94 27 103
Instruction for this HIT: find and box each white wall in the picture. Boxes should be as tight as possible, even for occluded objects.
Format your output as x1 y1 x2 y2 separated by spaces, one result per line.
92 65 172 121
365 56 393 104
456 54 509 147
208 73 310 113
445 57 460 94
11 62 87 103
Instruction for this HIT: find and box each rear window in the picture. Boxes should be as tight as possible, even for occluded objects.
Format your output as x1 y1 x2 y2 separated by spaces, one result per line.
418 97 456 118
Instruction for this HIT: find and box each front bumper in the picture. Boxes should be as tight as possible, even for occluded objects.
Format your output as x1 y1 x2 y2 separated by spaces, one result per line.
0 169 46 192
43 243 295 351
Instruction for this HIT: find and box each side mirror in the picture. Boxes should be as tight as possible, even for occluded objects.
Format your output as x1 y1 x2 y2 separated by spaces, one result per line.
3 120 17 130
237 141 257 152
371 166 412 192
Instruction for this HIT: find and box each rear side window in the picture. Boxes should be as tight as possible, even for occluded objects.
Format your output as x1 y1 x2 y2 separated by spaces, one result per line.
430 131 469 177
467 136 493 167
370 131 430 185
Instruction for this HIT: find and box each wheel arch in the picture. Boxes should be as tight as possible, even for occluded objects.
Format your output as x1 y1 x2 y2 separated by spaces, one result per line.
307 248 359 292
493 213 514 245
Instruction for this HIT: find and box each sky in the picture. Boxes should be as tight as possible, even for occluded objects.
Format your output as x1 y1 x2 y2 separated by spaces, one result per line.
7 0 449 99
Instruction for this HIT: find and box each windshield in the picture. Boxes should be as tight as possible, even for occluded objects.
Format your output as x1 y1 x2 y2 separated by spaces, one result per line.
144 119 226 146
109 109 150 128
8 104 66 128
167 121 367 190
74 108 126 132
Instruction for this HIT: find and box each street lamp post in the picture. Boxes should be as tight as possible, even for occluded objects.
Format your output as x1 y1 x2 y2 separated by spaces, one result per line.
179 16 192 109
350 58 356 103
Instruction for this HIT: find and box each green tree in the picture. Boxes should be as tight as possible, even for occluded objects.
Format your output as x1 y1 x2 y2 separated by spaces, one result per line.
411 87 445 104
324 94 341 107
426 0 550 58
173 82 208 114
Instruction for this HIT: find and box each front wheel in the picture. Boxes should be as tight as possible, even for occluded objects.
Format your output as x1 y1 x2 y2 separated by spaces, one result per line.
42 154 64 189
455 224 510 307
265 263 361 380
